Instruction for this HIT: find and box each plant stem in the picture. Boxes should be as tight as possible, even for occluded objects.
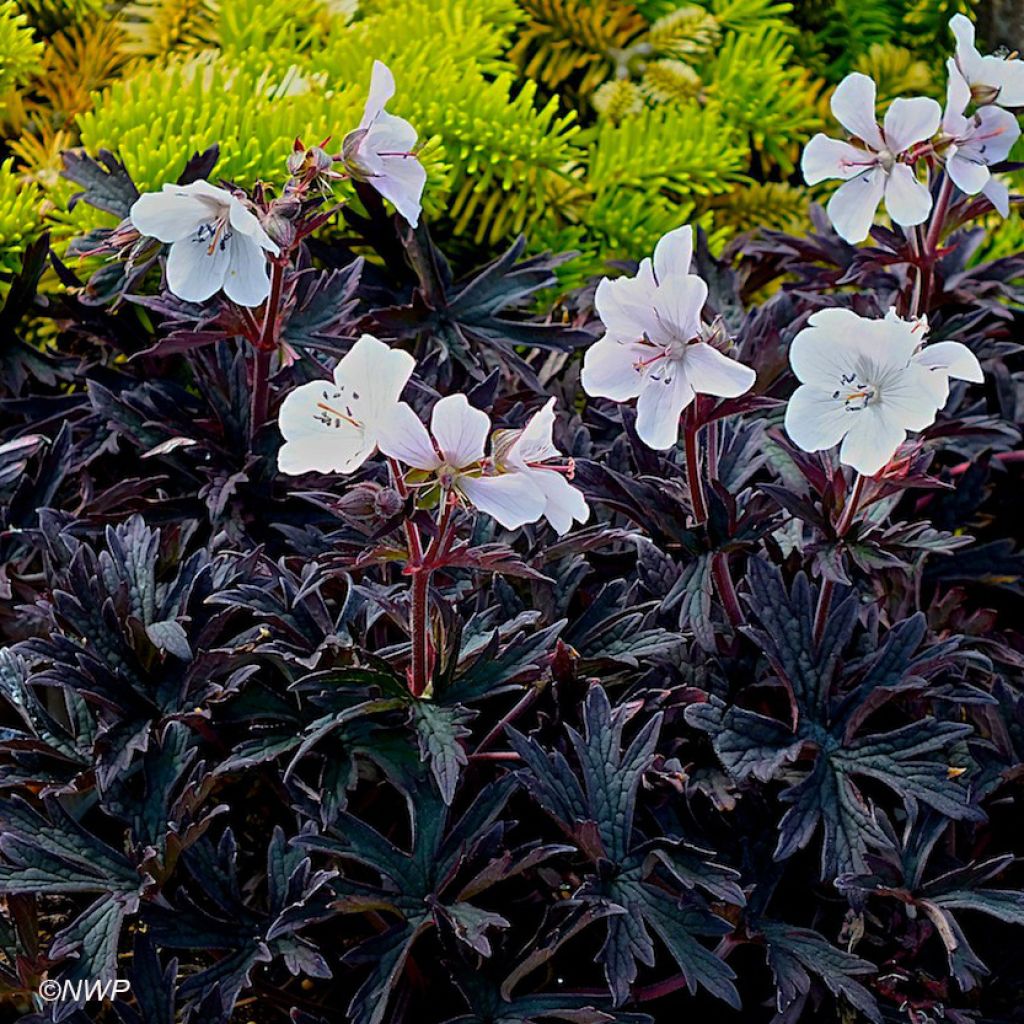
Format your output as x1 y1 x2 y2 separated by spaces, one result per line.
250 346 272 442
260 261 285 350
408 567 430 698
473 681 543 755
812 472 867 645
913 172 955 318
249 262 285 441
924 173 955 256
683 415 707 525
406 494 456 698
712 550 744 630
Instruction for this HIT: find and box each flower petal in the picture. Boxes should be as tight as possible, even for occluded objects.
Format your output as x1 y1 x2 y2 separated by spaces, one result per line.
964 105 1021 163
830 73 884 149
877 368 941 432
915 340 984 383
277 381 374 475
950 14 982 81
883 164 933 227
944 59 972 121
373 153 427 228
459 473 545 530
652 224 693 283
222 235 272 307
529 468 590 535
802 134 873 184
684 343 756 398
634 363 695 450
430 394 490 468
651 273 707 342
130 190 209 243
594 272 661 342
982 176 1011 217
838 406 907 476
882 97 941 153
581 336 648 402
360 59 396 129
512 397 560 465
826 167 886 243
784 385 851 453
376 401 440 470
334 334 416 440
946 151 991 196
165 233 231 303
226 199 279 255
790 310 870 387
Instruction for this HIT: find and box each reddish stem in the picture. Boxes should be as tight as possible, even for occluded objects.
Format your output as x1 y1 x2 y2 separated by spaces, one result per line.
712 550 744 630
249 346 272 442
683 415 707 525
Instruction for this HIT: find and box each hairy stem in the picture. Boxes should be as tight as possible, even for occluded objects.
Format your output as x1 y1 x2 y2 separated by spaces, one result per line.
249 346 272 442
408 568 430 698
684 416 707 525
260 261 285 351
812 472 867 645
712 550 744 630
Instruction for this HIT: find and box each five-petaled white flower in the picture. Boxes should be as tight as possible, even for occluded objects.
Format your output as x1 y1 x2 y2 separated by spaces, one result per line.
277 333 415 476
491 398 590 535
581 225 757 451
941 61 1020 216
784 308 983 476
342 60 427 228
377 394 546 530
802 73 941 243
130 180 280 307
950 14 1024 109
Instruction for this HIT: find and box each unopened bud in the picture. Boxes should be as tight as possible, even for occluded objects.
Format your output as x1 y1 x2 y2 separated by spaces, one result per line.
261 209 296 250
374 487 404 519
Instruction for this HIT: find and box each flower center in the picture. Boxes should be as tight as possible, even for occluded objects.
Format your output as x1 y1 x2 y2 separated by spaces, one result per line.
193 212 233 256
834 372 878 412
314 387 362 429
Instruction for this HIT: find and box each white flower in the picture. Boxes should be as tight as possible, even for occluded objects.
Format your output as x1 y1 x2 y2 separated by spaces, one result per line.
377 394 546 530
277 333 415 475
950 14 1024 108
581 225 757 451
342 60 427 228
492 398 590 535
942 61 1021 216
784 308 982 476
130 180 279 307
802 73 941 243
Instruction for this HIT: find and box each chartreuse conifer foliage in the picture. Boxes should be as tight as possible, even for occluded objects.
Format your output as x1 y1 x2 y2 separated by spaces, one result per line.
0 0 1017 280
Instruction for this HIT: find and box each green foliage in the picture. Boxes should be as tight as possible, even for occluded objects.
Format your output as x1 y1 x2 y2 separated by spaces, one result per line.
0 0 1014 281
0 0 43 95
0 160 42 281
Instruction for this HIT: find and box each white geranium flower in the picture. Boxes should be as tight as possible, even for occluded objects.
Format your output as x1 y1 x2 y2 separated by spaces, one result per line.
784 308 982 476
277 334 415 475
377 394 546 530
342 60 427 228
942 61 1021 216
130 180 280 307
492 398 589 536
950 14 1024 108
581 225 757 451
802 73 941 243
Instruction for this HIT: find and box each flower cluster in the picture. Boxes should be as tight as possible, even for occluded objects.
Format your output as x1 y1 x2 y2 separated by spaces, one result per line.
784 308 982 475
278 335 588 534
803 14 1022 242
581 225 757 450
127 61 426 307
